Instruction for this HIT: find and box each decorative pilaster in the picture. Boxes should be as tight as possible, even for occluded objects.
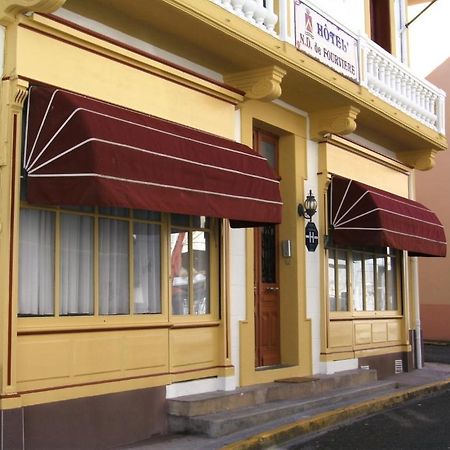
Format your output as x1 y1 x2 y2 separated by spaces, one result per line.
0 77 28 398
224 65 286 102
0 0 66 24
309 105 360 141
0 78 28 165
397 149 437 171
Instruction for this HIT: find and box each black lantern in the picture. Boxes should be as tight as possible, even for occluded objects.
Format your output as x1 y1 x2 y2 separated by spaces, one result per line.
298 190 318 222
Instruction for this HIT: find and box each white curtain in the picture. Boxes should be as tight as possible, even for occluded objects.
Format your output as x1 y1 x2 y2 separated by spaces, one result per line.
133 223 161 313
99 218 129 314
60 213 94 315
19 208 55 315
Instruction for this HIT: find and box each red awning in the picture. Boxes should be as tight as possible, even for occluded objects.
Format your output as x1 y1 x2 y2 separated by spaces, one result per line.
329 175 446 257
23 85 282 226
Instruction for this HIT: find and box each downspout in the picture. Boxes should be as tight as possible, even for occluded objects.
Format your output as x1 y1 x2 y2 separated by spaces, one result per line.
409 172 423 369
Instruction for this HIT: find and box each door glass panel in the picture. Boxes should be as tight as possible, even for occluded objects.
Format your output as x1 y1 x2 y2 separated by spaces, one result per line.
365 256 375 311
328 249 336 311
133 222 161 314
386 252 398 310
171 231 189 315
99 218 129 315
259 140 276 169
261 224 276 283
193 231 210 315
60 213 94 315
352 252 363 312
336 250 348 311
376 256 386 311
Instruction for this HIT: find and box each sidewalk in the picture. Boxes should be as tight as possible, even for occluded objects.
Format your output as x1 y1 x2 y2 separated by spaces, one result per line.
115 363 450 450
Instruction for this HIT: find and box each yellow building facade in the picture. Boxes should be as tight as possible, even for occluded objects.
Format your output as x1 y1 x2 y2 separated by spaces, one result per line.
0 0 446 447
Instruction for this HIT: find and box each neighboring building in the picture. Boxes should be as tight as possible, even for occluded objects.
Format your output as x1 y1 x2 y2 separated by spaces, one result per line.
0 0 446 448
408 0 450 342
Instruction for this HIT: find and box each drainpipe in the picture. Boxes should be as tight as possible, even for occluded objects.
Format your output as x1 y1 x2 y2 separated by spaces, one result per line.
409 172 423 369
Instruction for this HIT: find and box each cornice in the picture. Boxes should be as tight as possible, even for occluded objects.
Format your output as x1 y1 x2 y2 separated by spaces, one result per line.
224 65 286 102
396 149 437 171
310 106 360 142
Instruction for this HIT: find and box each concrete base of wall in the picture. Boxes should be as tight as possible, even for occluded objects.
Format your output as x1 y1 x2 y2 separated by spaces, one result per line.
1 386 167 450
358 351 412 379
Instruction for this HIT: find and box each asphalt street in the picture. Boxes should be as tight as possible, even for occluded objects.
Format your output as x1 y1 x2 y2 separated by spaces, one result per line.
278 343 450 450
282 386 450 450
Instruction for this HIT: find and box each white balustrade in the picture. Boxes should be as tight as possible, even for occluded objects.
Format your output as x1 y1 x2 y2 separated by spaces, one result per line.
213 0 279 36
209 0 445 134
360 35 446 134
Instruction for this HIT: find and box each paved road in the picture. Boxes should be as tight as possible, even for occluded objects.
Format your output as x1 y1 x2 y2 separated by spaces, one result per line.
282 387 450 450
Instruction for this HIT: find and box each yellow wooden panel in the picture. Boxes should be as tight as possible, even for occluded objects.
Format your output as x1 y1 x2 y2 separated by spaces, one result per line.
372 322 388 343
16 27 236 139
17 338 72 382
326 144 409 196
170 327 219 369
354 323 372 345
124 331 168 371
328 321 353 348
388 320 402 342
73 336 122 376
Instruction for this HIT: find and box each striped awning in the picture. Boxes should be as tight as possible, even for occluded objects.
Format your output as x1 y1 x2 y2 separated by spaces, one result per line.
23 85 282 226
329 175 446 257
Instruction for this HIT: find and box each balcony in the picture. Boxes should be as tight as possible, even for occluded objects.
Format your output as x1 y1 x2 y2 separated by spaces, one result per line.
212 0 445 135
60 0 446 166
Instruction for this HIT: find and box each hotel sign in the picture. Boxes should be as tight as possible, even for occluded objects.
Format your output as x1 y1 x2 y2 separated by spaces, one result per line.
294 1 360 83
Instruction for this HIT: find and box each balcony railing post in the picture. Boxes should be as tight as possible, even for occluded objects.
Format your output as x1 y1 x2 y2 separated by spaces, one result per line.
437 92 446 134
278 0 294 44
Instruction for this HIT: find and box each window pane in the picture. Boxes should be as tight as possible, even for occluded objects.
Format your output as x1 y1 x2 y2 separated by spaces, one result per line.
352 252 363 312
61 205 94 213
60 214 94 315
133 209 160 221
365 256 375 311
99 218 129 315
133 222 161 314
192 216 209 229
376 256 386 311
336 250 348 311
193 231 210 315
99 207 129 217
171 231 189 315
328 249 336 311
171 214 190 227
19 208 55 316
386 254 398 310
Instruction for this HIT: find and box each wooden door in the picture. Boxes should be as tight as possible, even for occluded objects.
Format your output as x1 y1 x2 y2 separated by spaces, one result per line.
254 130 280 367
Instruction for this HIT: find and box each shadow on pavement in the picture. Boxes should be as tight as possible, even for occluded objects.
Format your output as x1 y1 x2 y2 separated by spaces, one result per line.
424 342 450 364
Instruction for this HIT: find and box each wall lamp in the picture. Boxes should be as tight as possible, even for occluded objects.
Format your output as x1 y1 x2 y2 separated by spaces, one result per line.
298 190 318 222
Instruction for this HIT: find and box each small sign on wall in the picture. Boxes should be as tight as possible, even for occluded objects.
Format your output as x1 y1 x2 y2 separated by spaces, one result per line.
305 222 319 252
294 0 360 83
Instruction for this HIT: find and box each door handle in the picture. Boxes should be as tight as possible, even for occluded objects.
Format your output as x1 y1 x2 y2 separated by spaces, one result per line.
265 287 279 292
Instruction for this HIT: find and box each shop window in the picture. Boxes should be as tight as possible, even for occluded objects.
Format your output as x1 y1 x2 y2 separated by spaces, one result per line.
19 206 164 317
18 203 218 318
328 247 399 313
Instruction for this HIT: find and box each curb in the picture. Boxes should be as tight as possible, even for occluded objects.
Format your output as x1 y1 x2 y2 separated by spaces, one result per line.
222 379 450 450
